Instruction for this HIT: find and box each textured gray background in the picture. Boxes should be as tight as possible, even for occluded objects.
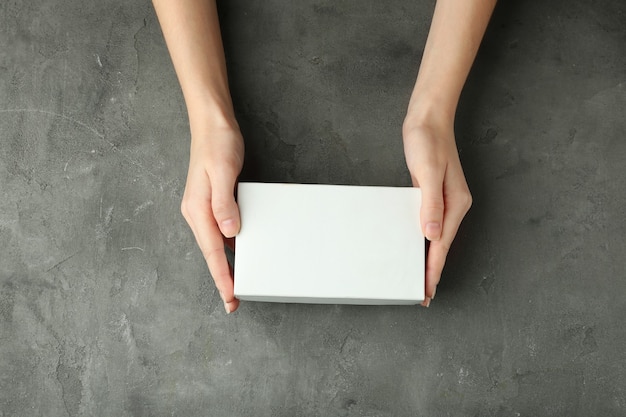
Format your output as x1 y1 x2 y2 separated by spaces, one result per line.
1 0 625 416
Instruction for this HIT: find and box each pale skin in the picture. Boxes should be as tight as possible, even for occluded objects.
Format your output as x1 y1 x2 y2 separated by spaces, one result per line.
152 0 497 313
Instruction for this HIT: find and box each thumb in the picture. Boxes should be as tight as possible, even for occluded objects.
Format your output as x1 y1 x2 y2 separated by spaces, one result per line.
210 168 241 238
418 168 445 242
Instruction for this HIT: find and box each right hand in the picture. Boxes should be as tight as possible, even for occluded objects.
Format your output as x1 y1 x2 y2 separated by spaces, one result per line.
180 123 244 314
403 116 472 307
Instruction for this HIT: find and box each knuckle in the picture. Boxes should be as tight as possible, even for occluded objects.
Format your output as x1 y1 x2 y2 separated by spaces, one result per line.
207 157 241 179
424 158 442 172
450 189 472 212
425 197 445 212
180 194 210 222
203 245 225 264
461 190 473 211
180 198 191 220
211 198 232 220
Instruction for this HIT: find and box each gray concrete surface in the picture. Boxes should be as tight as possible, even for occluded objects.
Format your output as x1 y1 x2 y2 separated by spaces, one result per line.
1 0 625 415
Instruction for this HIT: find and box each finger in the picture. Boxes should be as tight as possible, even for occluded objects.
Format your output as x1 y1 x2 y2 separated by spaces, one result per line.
187 203 239 313
424 239 448 304
417 165 446 242
424 188 472 300
223 261 239 313
209 166 240 238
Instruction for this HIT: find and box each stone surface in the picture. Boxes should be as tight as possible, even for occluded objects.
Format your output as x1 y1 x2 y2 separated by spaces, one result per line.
1 0 625 416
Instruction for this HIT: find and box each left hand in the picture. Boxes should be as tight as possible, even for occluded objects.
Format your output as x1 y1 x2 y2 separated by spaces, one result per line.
181 122 244 314
402 116 472 307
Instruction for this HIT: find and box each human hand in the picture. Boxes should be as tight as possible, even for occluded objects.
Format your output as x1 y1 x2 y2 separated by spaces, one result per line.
180 123 244 314
402 116 472 307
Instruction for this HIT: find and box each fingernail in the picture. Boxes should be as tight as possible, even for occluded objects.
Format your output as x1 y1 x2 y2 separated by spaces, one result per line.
425 222 441 241
431 286 437 300
220 219 236 235
219 291 232 314
423 297 431 308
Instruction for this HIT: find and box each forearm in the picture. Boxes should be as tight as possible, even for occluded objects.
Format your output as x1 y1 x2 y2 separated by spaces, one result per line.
407 0 497 125
152 0 236 130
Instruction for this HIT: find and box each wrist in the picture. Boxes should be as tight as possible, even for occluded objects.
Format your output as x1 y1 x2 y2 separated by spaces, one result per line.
403 95 455 135
187 96 239 137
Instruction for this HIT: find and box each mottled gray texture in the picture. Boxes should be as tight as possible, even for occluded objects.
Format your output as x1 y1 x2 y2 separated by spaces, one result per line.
1 0 625 416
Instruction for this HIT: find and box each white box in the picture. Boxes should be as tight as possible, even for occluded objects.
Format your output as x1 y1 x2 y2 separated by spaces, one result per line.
233 182 424 305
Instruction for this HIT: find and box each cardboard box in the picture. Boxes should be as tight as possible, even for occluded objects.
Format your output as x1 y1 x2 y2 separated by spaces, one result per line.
234 182 424 305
